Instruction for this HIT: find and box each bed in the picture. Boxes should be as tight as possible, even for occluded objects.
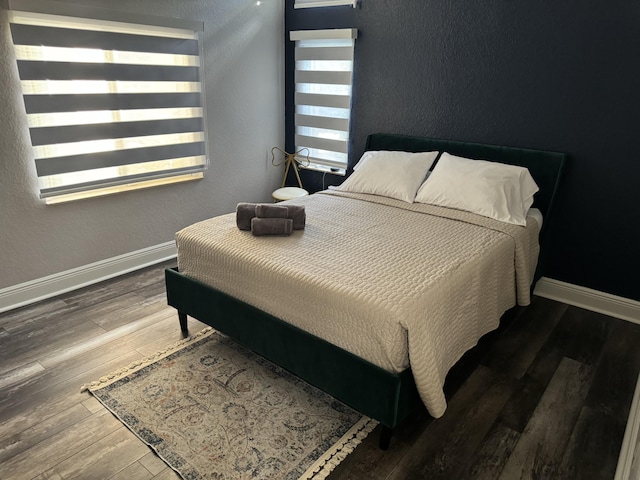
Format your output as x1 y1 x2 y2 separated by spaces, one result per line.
165 133 566 448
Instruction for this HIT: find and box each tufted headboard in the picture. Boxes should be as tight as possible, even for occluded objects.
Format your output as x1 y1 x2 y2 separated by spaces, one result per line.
364 133 567 282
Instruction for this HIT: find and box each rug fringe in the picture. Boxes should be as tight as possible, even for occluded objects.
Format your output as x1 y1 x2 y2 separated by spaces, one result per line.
80 327 215 392
299 416 379 480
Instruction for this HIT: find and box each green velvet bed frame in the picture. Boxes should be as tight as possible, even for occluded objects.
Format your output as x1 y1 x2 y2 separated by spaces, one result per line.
164 133 566 448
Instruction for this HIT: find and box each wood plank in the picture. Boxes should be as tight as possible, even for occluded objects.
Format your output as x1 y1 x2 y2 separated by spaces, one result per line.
139 451 172 476
481 296 567 380
0 349 143 435
3 293 138 335
498 304 611 433
0 345 143 418
90 291 171 331
59 261 175 309
135 279 173 299
553 317 640 480
135 320 208 357
0 261 173 331
498 357 593 480
0 409 120 480
0 315 196 441
0 309 182 422
0 297 74 329
0 361 45 390
498 373 550 434
50 426 151 480
38 308 176 368
151 468 181 480
556 406 624 480
0 402 92 464
82 396 104 414
558 307 612 366
0 313 107 374
464 422 521 480
131 315 206 357
584 317 640 422
108 461 154 480
31 470 65 480
387 365 516 479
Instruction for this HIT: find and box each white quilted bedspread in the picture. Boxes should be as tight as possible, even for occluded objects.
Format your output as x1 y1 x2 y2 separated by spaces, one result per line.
176 191 539 418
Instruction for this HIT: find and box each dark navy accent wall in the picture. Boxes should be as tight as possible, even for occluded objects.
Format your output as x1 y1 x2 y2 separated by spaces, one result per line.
286 0 640 301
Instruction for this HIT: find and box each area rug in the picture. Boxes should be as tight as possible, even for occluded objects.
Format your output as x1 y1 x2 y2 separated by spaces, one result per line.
82 328 376 479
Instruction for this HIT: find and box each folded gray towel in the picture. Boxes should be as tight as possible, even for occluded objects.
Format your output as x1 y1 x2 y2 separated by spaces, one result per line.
256 203 306 230
251 217 293 236
285 204 306 230
236 203 257 230
255 204 289 219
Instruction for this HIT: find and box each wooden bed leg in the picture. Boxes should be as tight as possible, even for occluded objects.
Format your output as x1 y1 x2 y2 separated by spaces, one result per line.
178 312 188 337
379 426 393 450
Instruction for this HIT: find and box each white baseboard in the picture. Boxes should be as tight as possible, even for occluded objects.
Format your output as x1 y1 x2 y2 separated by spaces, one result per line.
534 277 640 325
616 371 640 480
0 241 177 314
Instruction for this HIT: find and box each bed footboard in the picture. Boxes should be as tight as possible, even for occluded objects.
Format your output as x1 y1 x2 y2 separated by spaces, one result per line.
164 267 421 431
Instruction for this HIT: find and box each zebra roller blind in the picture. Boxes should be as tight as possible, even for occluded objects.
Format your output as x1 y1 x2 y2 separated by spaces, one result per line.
8 0 207 203
290 28 357 174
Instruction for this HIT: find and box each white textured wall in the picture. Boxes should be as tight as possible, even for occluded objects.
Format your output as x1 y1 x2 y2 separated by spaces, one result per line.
0 0 285 289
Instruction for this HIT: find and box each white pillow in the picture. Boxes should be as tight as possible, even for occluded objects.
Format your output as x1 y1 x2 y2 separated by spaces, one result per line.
333 150 439 202
414 152 539 226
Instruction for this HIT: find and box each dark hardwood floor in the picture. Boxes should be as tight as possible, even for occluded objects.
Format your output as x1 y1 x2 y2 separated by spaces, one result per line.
1 261 639 479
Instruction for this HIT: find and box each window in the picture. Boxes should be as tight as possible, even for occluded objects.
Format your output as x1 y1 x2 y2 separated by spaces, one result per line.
294 0 357 8
8 0 207 204
290 28 357 174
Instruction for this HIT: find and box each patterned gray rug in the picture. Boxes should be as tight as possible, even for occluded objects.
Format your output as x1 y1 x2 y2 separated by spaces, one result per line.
83 328 376 480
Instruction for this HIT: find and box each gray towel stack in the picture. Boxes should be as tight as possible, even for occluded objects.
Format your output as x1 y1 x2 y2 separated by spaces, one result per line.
236 202 306 236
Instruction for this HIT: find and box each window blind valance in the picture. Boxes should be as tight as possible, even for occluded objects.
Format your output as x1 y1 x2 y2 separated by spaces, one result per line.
8 0 208 203
290 28 357 174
